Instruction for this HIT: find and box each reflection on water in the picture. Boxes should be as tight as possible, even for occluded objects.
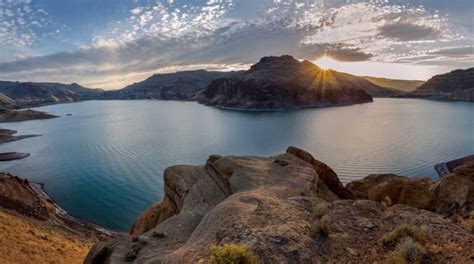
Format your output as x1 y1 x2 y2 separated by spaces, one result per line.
0 98 472 230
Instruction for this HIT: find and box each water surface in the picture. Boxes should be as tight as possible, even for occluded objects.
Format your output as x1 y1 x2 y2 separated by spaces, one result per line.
0 99 472 230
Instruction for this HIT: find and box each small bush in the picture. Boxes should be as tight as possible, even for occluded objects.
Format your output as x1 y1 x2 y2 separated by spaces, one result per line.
389 237 426 264
310 215 331 238
313 202 327 218
209 243 260 264
459 211 474 231
382 224 426 250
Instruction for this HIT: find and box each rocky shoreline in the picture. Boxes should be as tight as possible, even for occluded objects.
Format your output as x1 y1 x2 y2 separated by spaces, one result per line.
85 147 473 263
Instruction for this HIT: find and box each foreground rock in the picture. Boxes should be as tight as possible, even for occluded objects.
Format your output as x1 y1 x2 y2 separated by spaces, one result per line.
86 147 473 263
0 173 112 263
347 160 474 220
200 55 380 110
403 68 474 102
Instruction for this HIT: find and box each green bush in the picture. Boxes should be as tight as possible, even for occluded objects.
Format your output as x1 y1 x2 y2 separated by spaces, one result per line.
389 237 426 264
313 202 327 218
382 224 426 250
209 243 260 264
310 215 331 238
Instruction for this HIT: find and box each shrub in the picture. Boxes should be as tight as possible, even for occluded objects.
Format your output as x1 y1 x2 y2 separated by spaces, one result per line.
382 224 426 250
389 237 426 264
310 215 331 238
313 202 327 218
209 243 260 264
459 211 474 231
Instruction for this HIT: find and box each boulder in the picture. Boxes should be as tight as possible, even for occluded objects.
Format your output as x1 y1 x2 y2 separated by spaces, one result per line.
346 174 435 210
432 161 474 218
286 146 353 199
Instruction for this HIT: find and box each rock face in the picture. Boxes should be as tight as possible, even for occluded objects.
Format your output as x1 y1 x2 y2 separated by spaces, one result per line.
0 81 104 104
200 55 381 110
406 68 474 102
348 161 474 219
102 70 243 100
85 148 473 264
347 174 436 210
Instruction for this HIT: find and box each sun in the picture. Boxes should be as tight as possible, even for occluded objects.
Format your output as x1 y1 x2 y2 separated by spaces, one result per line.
314 56 339 70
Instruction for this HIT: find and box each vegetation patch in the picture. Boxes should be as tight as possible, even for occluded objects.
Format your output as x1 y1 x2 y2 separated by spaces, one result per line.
389 237 426 264
382 224 426 250
209 243 260 264
310 202 330 238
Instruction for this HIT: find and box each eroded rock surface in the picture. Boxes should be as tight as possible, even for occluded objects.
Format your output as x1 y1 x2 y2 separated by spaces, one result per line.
86 148 473 263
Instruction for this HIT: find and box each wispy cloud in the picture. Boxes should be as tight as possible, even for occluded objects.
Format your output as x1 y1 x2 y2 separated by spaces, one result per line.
0 0 472 89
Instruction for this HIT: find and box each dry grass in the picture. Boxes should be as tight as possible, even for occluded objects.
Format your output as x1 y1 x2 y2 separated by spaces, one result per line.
459 211 474 232
0 208 94 264
209 243 261 264
382 224 426 250
389 237 426 264
313 202 327 218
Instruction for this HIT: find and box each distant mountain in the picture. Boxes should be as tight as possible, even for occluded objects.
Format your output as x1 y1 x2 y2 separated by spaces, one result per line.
405 68 474 102
200 55 386 110
102 70 244 100
0 81 104 104
362 76 424 92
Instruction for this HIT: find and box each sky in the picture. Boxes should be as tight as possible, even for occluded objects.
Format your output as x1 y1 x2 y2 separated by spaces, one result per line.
0 0 473 90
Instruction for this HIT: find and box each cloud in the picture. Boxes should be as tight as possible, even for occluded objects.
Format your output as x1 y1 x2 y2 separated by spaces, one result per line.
379 22 440 42
0 0 470 89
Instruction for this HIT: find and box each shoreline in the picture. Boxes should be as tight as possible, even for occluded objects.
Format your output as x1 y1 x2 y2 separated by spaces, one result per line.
28 180 116 236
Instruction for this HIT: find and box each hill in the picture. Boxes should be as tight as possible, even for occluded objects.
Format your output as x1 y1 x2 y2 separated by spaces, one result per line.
102 70 244 100
406 68 474 102
200 55 391 109
362 76 424 92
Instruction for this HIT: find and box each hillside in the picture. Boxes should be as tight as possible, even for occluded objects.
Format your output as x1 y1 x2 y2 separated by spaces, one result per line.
407 68 474 102
0 173 110 264
200 55 388 109
362 76 424 92
0 81 104 104
103 70 244 100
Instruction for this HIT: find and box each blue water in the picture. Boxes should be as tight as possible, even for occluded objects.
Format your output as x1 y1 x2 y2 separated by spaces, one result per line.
0 99 472 230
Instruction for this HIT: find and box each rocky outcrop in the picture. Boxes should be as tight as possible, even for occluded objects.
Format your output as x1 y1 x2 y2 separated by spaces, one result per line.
102 70 243 100
200 55 379 110
431 162 474 218
86 148 473 264
346 174 435 210
0 128 38 144
405 68 474 102
348 161 474 220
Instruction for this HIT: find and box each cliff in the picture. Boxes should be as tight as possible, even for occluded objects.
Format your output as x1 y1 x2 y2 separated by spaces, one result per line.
86 147 473 263
0 173 111 263
406 68 474 102
200 56 384 110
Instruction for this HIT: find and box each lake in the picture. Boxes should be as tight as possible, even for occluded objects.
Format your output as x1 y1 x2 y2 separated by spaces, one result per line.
0 99 472 230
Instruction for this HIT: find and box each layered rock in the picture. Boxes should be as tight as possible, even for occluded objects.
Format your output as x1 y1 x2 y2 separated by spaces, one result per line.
405 68 474 102
86 148 473 264
0 108 57 122
200 55 380 110
102 70 243 100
